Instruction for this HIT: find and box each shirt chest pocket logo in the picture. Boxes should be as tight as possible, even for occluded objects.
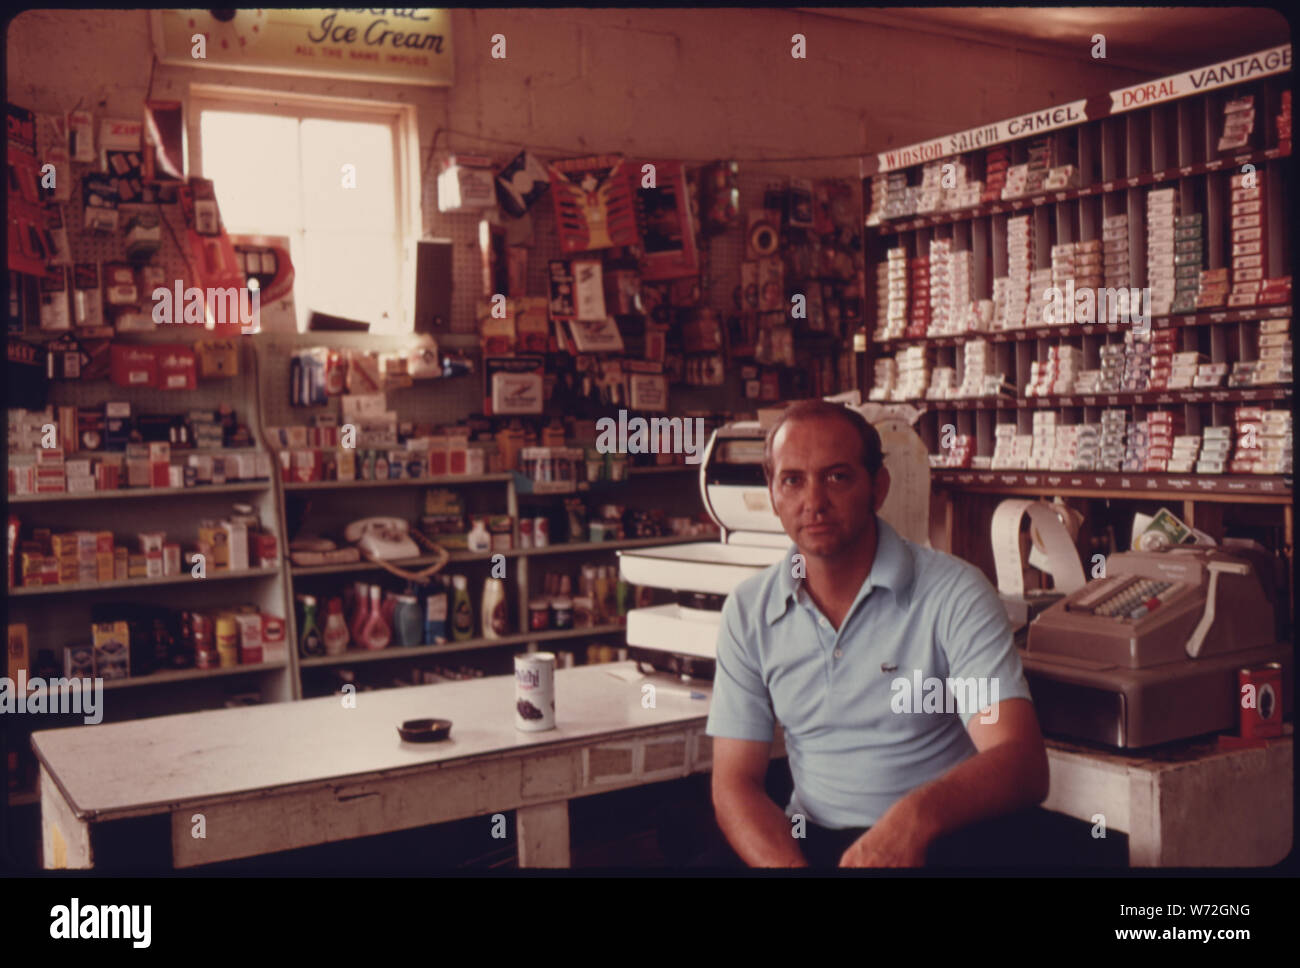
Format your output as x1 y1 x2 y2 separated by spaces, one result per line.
880 663 898 673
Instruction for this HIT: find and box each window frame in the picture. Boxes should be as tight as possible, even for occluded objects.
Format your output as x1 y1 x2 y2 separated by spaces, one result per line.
186 82 421 334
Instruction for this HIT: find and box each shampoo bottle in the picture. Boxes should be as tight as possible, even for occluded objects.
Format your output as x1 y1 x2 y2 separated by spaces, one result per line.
451 575 473 641
360 584 392 650
481 577 508 638
424 576 449 644
298 595 324 657
348 580 370 645
322 597 350 655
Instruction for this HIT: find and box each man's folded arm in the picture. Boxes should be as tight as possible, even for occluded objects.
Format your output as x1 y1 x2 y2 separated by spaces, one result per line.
711 735 809 867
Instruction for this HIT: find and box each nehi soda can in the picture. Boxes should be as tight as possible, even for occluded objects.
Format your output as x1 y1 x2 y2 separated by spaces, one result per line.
1239 663 1282 739
515 652 556 731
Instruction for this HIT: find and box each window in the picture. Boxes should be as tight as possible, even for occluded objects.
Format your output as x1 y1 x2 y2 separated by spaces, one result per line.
189 86 420 335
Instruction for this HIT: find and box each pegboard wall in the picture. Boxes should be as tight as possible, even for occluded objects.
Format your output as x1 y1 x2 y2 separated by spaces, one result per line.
19 108 861 436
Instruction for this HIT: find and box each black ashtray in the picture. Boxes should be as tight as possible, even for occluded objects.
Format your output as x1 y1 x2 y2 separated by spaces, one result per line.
398 718 453 743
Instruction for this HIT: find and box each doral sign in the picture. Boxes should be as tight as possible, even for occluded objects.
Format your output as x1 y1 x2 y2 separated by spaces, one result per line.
151 9 453 86
1109 44 1291 114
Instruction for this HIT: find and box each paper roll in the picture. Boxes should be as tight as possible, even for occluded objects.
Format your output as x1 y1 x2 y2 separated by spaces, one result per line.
992 499 1086 597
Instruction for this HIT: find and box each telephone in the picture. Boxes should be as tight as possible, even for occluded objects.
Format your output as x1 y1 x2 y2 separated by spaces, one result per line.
345 517 420 560
342 517 450 585
1023 544 1291 748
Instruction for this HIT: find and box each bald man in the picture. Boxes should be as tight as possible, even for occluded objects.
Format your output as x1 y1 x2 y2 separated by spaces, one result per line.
707 401 1049 867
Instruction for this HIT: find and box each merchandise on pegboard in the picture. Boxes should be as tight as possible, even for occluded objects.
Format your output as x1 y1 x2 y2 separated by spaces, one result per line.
7 103 53 276
547 154 640 254
177 178 246 308
634 160 699 281
23 102 197 340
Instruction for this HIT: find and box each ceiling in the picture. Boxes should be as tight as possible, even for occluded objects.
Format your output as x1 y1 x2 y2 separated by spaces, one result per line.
798 7 1288 74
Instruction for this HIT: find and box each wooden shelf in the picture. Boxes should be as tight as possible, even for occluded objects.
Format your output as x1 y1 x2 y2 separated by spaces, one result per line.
283 472 512 492
883 386 1291 411
289 533 710 576
869 306 1292 353
6 481 271 504
297 623 627 668
514 533 709 557
8 565 281 597
932 470 1291 503
869 144 1291 234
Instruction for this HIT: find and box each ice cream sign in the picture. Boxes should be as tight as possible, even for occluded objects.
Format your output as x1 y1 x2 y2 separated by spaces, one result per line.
151 9 453 86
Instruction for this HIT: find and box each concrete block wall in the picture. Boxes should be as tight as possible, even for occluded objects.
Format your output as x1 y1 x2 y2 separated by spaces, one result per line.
7 9 1156 181
8 8 1157 325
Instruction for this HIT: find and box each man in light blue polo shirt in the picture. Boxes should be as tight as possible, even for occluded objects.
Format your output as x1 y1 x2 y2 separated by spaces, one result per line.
707 400 1049 867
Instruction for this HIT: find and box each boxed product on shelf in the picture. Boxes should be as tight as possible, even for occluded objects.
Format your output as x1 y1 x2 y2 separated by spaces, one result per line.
957 339 993 397
1043 164 1078 191
893 346 928 401
983 146 1009 202
934 432 972 468
1102 213 1131 289
1030 411 1056 469
1193 362 1228 388
1197 425 1232 475
91 620 130 679
1228 171 1267 305
1098 344 1126 392
1146 188 1178 317
925 366 958 399
1258 275 1290 306
1025 268 1053 327
991 423 1032 470
1218 94 1255 152
1002 163 1028 200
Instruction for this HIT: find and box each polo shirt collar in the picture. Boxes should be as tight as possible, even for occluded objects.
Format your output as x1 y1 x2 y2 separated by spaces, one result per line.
764 518 915 625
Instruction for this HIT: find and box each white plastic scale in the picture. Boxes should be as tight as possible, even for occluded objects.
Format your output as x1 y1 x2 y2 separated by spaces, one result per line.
617 411 931 677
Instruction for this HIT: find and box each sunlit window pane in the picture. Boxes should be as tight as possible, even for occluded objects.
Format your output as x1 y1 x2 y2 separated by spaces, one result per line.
298 231 401 329
300 119 396 234
200 108 403 334
200 111 301 235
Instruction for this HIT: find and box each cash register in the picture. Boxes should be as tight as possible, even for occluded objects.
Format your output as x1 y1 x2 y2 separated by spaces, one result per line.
618 412 931 679
1024 542 1292 748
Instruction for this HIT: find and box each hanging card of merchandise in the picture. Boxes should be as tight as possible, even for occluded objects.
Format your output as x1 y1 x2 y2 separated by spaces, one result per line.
547 154 640 253
495 149 550 217
634 160 699 280
8 104 53 275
